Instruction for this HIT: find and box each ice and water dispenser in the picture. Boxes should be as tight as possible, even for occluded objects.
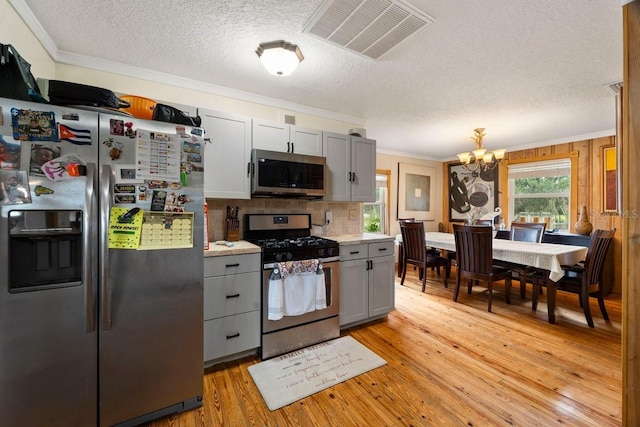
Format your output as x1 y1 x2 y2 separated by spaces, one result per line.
8 210 83 292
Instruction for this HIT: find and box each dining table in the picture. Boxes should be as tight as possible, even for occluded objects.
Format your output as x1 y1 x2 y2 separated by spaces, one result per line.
396 231 589 324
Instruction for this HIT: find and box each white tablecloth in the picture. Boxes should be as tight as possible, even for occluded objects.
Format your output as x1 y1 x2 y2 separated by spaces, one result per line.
398 232 588 282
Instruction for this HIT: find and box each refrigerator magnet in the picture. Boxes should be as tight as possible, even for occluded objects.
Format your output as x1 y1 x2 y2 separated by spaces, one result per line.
11 108 57 141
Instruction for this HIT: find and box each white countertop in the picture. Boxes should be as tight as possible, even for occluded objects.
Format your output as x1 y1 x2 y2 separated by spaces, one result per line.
327 233 394 245
204 240 261 257
204 234 394 257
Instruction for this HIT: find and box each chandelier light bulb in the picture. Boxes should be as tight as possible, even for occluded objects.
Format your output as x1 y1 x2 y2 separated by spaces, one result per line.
455 128 506 172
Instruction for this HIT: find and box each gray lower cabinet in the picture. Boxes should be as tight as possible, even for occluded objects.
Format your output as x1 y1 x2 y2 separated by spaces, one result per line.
203 253 261 364
339 240 395 327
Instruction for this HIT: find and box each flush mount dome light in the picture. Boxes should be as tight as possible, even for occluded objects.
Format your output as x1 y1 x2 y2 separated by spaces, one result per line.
256 40 304 76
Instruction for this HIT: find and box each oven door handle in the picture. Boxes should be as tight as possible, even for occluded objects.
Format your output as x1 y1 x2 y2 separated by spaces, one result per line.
263 256 340 270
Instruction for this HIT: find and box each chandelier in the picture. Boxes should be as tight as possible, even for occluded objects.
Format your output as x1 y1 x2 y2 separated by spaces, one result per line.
256 40 304 76
456 128 506 172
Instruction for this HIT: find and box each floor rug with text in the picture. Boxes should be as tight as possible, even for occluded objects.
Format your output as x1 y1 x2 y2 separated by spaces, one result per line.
247 335 387 410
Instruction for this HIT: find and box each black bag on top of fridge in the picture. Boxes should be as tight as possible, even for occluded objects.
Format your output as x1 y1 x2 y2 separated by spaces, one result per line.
47 80 130 109
152 103 202 127
0 43 45 102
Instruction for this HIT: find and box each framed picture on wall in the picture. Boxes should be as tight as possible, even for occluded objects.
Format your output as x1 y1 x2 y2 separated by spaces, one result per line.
447 163 499 222
602 145 617 213
397 163 436 221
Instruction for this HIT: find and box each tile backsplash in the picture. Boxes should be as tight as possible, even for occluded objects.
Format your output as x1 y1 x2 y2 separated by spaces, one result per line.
206 198 363 242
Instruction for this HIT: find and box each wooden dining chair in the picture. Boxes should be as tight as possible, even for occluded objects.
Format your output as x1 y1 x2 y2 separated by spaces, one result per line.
399 220 450 291
532 228 615 327
397 218 415 278
452 224 512 312
494 221 546 300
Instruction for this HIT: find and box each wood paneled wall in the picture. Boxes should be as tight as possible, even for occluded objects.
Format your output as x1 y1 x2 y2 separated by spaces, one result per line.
442 136 622 293
623 2 640 424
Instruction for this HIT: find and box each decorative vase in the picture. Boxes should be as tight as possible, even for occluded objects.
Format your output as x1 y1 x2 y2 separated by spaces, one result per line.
574 205 593 236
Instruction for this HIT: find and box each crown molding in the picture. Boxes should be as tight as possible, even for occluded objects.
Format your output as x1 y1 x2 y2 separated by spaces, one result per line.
8 0 58 59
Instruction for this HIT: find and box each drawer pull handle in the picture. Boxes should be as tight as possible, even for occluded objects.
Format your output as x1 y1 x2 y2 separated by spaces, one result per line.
226 332 240 339
350 251 360 255
225 263 240 268
226 293 240 299
378 247 388 252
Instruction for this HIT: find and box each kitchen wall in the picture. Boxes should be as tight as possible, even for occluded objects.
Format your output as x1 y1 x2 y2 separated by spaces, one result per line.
376 152 444 239
206 198 363 242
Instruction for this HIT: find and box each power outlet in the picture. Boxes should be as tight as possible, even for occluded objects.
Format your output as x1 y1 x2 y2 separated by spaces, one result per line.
349 209 358 221
325 211 332 224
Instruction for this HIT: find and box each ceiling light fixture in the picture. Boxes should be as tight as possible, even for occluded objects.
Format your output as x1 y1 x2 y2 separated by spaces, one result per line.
456 128 506 172
256 40 304 76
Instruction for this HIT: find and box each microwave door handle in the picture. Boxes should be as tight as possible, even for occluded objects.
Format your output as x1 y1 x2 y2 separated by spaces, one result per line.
100 164 113 331
83 162 97 333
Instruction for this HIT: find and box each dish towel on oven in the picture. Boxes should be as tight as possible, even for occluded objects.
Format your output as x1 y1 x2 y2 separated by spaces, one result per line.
267 259 326 320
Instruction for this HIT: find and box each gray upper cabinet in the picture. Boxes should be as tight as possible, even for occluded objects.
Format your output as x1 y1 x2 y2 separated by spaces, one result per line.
201 108 252 199
323 132 376 202
252 118 322 156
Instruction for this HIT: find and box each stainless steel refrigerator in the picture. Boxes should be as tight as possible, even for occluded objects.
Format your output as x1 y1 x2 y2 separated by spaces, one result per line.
0 97 204 426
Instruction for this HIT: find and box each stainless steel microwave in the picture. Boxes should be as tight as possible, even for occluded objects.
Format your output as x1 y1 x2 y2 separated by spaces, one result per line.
251 149 326 198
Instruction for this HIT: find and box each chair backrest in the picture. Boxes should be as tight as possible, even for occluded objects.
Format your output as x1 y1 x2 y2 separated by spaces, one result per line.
510 221 546 243
399 220 426 263
452 224 494 274
399 217 416 224
583 229 616 286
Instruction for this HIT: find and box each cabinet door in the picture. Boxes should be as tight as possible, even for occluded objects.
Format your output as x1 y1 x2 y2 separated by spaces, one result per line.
252 118 289 152
350 136 376 202
290 126 322 156
201 109 251 199
369 255 395 318
339 259 369 326
323 131 351 201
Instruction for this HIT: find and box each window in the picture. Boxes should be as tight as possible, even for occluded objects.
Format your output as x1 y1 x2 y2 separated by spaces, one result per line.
507 159 571 230
363 170 390 234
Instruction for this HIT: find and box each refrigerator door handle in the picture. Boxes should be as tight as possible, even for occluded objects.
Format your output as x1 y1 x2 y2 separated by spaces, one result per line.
84 162 98 333
100 164 113 330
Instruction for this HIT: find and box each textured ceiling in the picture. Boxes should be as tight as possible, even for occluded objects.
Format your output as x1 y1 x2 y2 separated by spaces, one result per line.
13 0 623 160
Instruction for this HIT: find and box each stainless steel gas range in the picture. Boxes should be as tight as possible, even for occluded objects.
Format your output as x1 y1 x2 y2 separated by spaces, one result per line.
244 213 340 359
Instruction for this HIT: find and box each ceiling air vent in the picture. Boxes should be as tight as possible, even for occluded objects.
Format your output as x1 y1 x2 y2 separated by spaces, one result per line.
605 81 623 95
303 0 436 60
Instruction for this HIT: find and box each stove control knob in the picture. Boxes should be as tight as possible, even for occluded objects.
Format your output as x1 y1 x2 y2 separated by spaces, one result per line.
318 248 326 257
275 253 283 262
286 252 293 261
326 247 334 256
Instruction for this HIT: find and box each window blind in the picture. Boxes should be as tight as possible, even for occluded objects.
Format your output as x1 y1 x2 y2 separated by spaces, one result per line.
508 159 571 179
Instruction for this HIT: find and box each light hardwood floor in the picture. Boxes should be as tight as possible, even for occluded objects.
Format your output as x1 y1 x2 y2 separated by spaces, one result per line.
145 267 622 427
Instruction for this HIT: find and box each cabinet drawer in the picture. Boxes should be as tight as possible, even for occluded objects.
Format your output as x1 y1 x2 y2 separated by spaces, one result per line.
204 311 260 361
369 241 394 258
204 253 260 277
204 272 261 320
340 243 368 261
